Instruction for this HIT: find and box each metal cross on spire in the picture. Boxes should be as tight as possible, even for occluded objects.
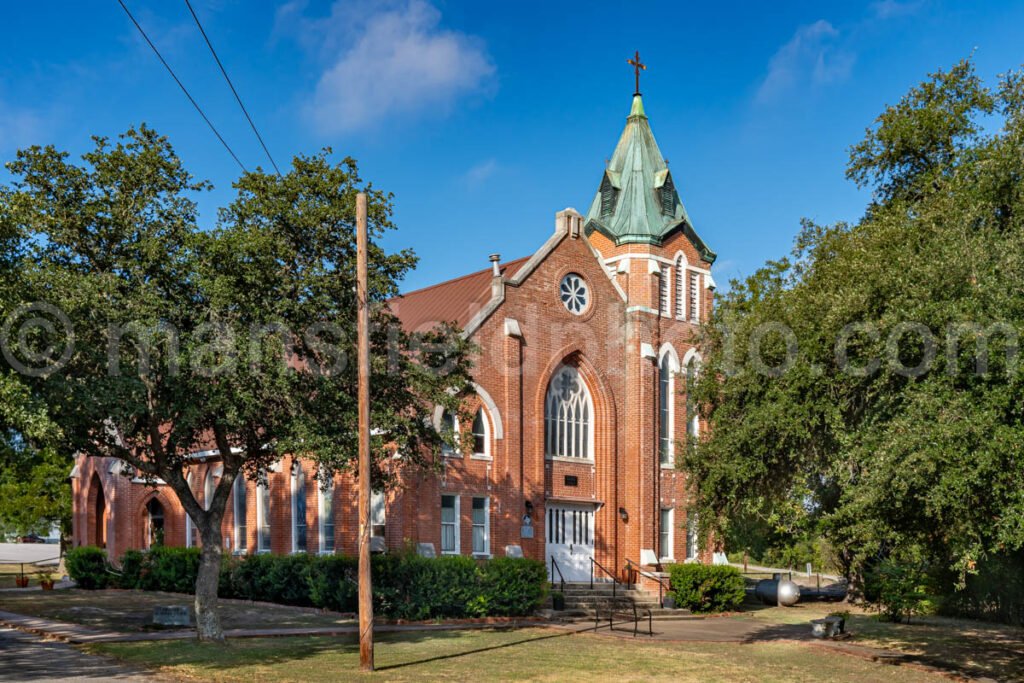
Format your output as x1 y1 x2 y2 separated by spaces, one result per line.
627 51 646 95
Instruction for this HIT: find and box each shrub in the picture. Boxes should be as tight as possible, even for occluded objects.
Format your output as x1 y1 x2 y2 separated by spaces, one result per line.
307 555 358 612
668 564 746 613
138 546 200 593
116 549 145 589
117 547 549 621
65 546 110 589
481 557 547 616
865 558 933 623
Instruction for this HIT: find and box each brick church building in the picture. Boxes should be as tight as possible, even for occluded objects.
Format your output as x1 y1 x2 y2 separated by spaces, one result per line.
71 91 717 583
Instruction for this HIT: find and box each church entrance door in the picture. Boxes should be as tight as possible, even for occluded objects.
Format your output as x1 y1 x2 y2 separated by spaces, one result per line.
544 503 594 582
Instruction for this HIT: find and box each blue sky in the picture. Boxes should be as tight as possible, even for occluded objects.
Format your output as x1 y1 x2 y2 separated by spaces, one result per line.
2 1 1022 292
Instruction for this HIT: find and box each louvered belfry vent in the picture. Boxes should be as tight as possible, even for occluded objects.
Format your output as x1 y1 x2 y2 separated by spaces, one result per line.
660 174 676 216
600 174 618 219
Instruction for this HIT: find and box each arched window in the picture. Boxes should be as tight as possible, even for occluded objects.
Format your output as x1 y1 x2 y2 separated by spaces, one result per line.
185 473 196 548
658 267 670 316
686 357 700 438
544 365 594 459
689 271 701 322
257 476 271 553
291 463 307 553
203 470 215 511
318 475 335 555
439 410 460 457
145 498 165 548
659 354 674 465
471 408 490 458
233 476 247 553
674 256 686 319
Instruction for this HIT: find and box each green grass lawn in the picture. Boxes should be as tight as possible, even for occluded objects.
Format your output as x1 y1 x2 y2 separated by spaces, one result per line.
86 628 945 683
0 589 355 631
749 602 1024 681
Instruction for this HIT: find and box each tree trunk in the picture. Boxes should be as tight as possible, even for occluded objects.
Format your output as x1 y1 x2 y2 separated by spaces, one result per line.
196 524 225 642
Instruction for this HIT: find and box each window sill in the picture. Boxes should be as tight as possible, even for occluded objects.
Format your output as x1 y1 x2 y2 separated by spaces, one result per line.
659 557 676 564
660 463 675 470
232 550 248 556
470 453 493 461
256 549 271 555
441 550 460 556
472 553 492 560
318 550 335 556
441 453 462 459
546 455 595 464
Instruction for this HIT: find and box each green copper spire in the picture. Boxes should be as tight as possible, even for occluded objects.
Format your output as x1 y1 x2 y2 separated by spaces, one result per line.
583 95 716 262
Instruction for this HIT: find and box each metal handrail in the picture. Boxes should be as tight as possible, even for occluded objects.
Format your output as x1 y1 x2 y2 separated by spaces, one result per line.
626 558 669 606
550 556 565 593
590 556 621 597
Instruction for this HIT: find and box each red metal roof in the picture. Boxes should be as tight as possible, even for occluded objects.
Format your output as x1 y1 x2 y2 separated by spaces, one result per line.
389 256 530 333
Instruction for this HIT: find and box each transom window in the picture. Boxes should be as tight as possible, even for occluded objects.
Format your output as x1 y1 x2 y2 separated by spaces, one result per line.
544 365 594 459
559 273 589 314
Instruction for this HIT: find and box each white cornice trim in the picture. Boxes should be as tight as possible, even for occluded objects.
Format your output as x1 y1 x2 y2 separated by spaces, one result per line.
604 253 712 275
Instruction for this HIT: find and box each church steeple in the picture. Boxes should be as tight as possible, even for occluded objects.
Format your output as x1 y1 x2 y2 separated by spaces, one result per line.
583 92 716 262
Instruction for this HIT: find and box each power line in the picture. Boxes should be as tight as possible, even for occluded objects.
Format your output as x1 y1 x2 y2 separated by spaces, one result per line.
116 0 247 173
184 0 281 176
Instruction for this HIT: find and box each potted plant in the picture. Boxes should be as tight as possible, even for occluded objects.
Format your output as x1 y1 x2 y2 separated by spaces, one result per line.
15 566 29 588
551 591 565 611
38 570 56 591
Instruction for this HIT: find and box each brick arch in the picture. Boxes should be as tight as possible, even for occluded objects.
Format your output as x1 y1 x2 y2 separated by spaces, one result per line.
533 346 619 442
85 472 110 549
533 347 620 567
133 489 175 550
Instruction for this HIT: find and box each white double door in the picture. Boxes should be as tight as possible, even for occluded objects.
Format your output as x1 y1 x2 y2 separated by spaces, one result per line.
545 504 595 582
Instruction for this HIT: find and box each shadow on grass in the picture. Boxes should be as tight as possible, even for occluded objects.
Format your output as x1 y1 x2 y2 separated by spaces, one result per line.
375 628 575 671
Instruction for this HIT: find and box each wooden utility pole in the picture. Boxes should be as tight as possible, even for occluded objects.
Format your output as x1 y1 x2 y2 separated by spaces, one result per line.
356 192 374 671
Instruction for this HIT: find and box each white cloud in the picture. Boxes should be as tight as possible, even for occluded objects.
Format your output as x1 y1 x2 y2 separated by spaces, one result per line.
870 0 924 20
0 100 43 153
461 158 498 187
287 0 495 134
756 20 855 104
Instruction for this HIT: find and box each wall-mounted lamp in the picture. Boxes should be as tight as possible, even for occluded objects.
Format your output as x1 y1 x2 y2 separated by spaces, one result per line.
618 507 629 523
525 500 534 516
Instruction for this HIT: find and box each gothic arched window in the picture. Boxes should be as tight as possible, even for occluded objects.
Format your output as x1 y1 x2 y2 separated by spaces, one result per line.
544 365 594 459
674 256 686 319
659 354 674 465
471 408 490 457
233 476 247 553
686 357 700 438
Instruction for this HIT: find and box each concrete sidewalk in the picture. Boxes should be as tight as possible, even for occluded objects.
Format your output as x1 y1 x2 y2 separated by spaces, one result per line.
0 609 540 644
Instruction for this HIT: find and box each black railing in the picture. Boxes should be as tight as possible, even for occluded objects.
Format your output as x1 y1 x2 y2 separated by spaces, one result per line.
626 558 670 606
550 556 565 593
590 556 622 597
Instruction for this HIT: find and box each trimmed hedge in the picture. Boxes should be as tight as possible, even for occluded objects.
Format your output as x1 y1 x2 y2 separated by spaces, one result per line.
65 546 110 589
668 563 746 613
69 546 547 619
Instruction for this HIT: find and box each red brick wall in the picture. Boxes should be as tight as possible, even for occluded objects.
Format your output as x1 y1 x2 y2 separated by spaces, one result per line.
70 216 716 575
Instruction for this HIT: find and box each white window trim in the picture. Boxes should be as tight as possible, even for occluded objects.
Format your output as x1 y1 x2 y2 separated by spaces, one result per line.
256 480 271 554
437 409 462 458
660 508 676 563
471 496 491 558
184 473 194 548
544 364 596 461
290 463 307 554
370 490 386 540
470 408 492 460
658 348 678 468
318 478 335 555
441 494 460 555
232 476 247 555
658 266 671 317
